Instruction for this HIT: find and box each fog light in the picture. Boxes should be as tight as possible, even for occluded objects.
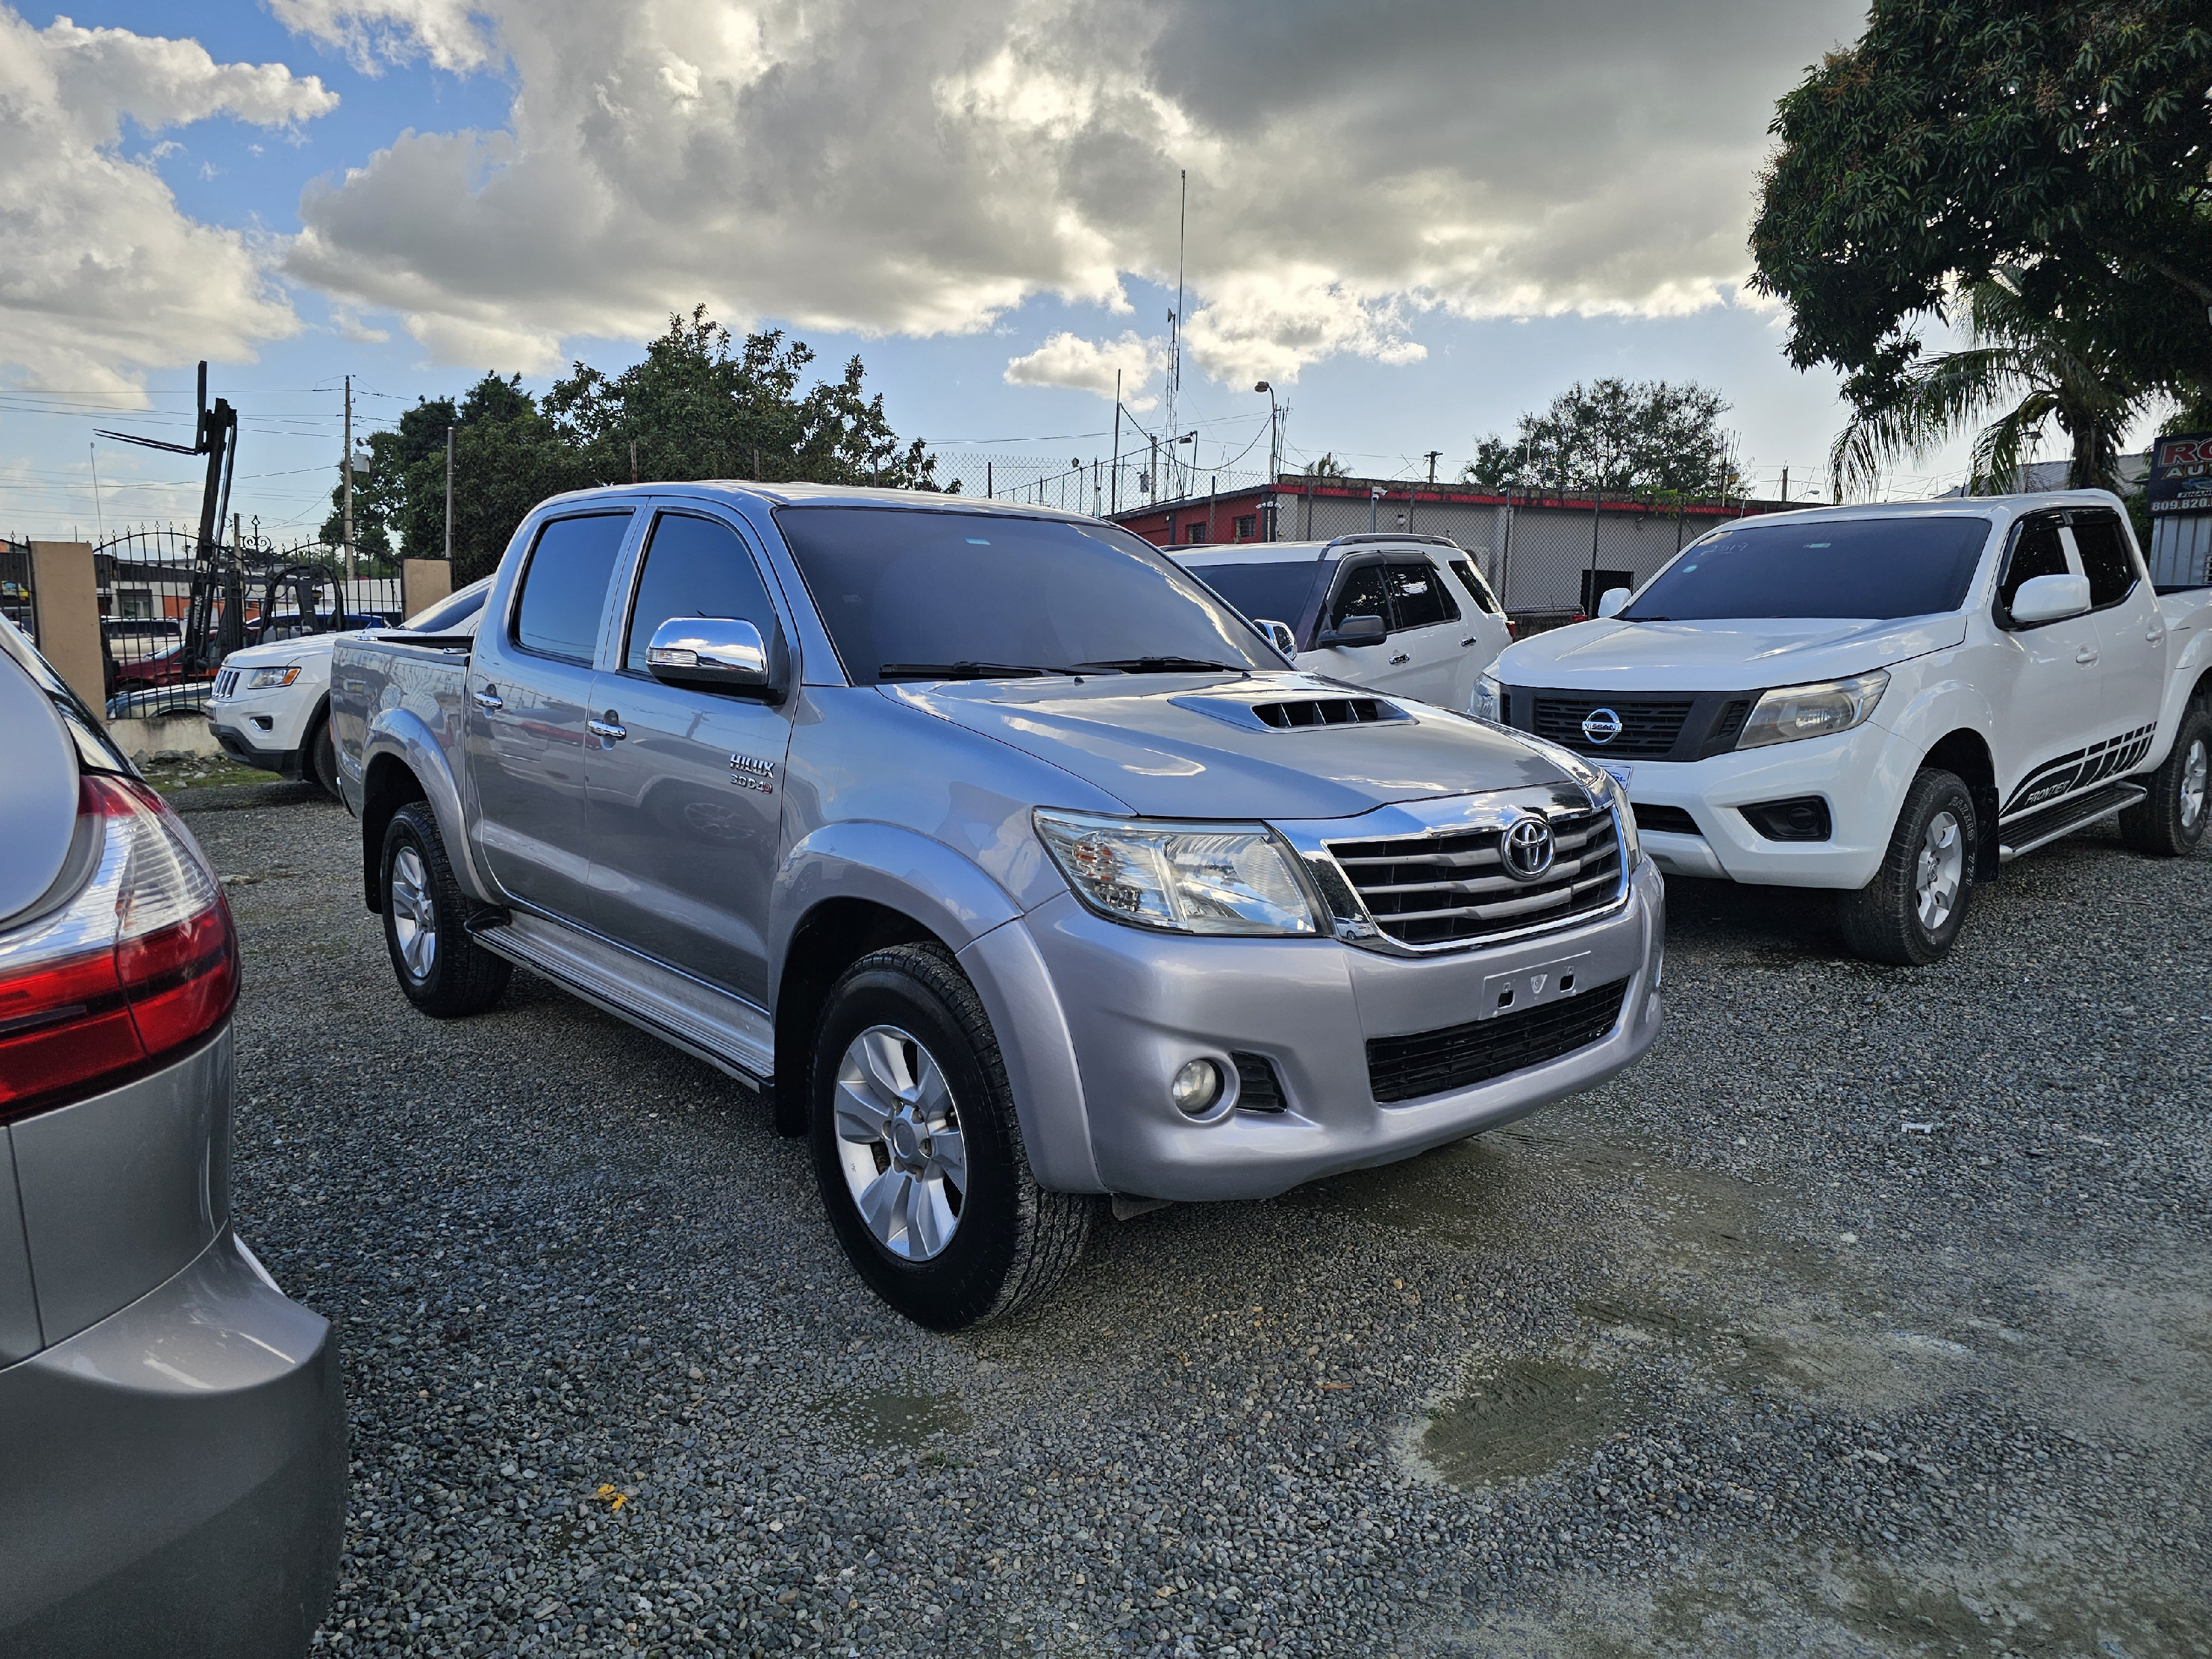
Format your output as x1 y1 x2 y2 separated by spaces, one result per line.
1171 1058 1224 1116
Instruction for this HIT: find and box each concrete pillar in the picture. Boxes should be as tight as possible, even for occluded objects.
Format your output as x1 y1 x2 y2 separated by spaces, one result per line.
27 541 103 712
402 558 452 621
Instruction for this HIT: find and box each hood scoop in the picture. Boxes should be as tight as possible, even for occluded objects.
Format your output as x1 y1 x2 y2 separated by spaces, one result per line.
1171 693 1412 733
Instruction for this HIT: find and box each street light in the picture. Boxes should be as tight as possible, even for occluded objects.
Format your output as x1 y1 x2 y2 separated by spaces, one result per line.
1255 381 1279 541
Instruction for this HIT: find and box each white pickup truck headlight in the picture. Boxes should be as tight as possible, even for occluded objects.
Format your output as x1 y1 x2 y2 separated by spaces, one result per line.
244 665 302 689
1736 671 1888 750
1033 809 1320 936
1471 673 1503 722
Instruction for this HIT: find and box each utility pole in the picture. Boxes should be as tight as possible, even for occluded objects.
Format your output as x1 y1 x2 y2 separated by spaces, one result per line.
89 441 104 541
1167 168 1186 502
1255 381 1278 539
444 424 456 561
1780 465 1789 505
342 375 356 585
1424 449 1442 484
1148 434 1159 506
1110 371 1122 515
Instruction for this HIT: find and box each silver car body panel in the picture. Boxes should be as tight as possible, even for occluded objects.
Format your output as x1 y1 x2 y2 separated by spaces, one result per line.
329 482 1665 1200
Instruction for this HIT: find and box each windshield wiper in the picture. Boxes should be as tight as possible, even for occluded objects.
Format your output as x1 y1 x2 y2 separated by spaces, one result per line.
877 661 1076 681
1070 656 1243 673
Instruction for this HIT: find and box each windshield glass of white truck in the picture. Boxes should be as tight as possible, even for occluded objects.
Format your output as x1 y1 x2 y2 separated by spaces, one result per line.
1623 517 1991 622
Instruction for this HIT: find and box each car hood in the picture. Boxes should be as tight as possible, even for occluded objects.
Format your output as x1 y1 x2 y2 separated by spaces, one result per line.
224 632 342 671
884 672 1575 821
1497 614 1967 692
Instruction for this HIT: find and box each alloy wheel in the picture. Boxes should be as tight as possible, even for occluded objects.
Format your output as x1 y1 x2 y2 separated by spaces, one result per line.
390 844 438 981
833 1024 967 1261
2182 737 2208 833
1914 809 1964 933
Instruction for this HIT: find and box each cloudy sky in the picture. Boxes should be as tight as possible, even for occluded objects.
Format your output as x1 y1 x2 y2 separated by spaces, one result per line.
1 0 1926 541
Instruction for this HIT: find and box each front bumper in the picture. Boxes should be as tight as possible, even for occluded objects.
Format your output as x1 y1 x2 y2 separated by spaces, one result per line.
208 720 304 777
0 1229 346 1656
967 856 1663 1202
1626 722 1912 890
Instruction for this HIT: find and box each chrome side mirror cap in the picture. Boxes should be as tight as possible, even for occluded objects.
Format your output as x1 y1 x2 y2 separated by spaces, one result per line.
645 616 778 696
1317 613 1387 648
1253 617 1299 656
2009 572 2091 626
1595 587 1632 619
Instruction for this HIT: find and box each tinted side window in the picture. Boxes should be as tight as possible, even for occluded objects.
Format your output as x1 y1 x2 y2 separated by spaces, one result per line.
1389 560 1458 629
1330 564 1391 630
513 514 632 662
624 514 778 673
1447 558 1498 613
2070 512 2138 608
1996 518 2072 620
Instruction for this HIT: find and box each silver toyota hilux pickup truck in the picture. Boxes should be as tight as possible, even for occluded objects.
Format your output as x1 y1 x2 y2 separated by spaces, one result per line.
330 484 1664 1328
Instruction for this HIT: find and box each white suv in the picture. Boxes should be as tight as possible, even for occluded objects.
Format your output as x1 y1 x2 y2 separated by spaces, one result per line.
209 578 490 794
1174 535 1511 714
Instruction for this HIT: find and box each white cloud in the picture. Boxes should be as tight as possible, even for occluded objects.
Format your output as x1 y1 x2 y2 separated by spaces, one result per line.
0 9 338 390
277 0 1862 380
1005 331 1164 409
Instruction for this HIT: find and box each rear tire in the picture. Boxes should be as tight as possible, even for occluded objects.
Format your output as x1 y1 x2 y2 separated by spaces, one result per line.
808 942 1095 1330
379 802 511 1018
2119 705 2211 857
1837 768 1975 965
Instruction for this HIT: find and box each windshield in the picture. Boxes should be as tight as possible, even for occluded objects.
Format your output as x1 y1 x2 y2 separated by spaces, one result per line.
777 508 1282 683
1183 556 1326 629
404 578 492 633
1623 516 1991 622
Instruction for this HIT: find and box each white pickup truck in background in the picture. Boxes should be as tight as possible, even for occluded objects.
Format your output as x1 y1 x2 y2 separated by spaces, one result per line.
1482 491 2212 963
208 579 490 794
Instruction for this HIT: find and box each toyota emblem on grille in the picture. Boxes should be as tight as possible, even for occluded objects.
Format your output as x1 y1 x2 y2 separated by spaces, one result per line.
1500 815 1556 882
1581 706 1624 745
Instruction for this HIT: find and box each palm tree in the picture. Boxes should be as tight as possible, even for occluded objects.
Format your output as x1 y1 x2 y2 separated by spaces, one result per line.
1830 281 2155 500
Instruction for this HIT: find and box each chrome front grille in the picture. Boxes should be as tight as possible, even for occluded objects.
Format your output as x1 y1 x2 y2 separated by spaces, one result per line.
1326 802 1625 948
212 669 239 700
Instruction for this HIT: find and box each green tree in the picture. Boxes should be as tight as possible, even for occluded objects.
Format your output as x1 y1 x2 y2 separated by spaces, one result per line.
1302 453 1347 476
417 374 587 584
1830 281 2159 498
1751 0 2212 420
321 394 458 563
1467 380 1736 495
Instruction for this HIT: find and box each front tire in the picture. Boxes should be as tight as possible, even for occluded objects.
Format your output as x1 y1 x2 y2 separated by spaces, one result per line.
2119 704 2211 858
379 802 511 1018
808 942 1095 1330
306 713 342 800
1837 768 1975 965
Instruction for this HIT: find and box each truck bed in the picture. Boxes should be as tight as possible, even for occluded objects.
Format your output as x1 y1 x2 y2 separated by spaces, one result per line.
328 632 474 807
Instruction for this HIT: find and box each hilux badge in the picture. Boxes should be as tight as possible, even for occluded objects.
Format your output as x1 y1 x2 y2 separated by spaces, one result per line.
728 752 777 794
1500 815 1556 882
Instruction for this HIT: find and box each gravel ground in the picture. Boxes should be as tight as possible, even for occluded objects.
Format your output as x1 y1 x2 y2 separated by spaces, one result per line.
180 781 2211 1658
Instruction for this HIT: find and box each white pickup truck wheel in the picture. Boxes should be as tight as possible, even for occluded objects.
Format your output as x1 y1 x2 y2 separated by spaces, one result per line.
808 943 1096 1330
2119 705 2211 859
1837 769 1977 966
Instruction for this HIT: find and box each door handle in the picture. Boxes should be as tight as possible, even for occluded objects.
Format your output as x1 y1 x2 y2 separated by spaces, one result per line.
2075 646 2099 665
589 714 628 741
1389 652 1410 666
2146 624 2165 643
474 687 503 710
1460 637 1479 647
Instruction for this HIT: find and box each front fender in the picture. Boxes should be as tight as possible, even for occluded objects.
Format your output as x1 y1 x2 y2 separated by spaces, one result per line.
362 706 497 907
771 821 1027 974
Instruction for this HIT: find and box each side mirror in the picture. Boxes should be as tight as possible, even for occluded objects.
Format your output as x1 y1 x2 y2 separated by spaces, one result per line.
645 616 781 697
2008 572 2091 627
1253 618 1299 657
1595 587 1632 619
1317 613 1387 648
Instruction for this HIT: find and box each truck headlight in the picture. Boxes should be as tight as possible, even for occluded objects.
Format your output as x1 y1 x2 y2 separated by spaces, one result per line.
1471 673 1503 723
1033 809 1320 936
245 665 302 689
1736 672 1889 750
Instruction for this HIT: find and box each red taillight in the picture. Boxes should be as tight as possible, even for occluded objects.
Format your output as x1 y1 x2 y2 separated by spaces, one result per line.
0 774 238 1121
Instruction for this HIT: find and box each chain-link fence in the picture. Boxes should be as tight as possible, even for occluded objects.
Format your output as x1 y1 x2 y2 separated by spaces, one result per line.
95 526 403 721
929 451 1270 515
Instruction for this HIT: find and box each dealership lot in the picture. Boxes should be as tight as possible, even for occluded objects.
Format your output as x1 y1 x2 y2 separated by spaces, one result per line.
178 781 2209 1658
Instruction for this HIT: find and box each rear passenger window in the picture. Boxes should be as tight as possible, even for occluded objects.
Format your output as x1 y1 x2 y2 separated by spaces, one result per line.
1387 561 1457 629
2069 512 2139 609
1996 517 2072 622
513 513 632 662
624 514 778 673
1330 564 1391 630
1447 557 1498 614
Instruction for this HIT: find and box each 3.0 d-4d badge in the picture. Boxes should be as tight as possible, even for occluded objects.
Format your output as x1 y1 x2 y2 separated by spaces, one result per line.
729 752 777 792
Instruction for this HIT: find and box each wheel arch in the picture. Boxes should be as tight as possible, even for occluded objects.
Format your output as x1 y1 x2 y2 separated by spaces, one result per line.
1920 726 2000 880
359 752 428 913
773 897 942 1135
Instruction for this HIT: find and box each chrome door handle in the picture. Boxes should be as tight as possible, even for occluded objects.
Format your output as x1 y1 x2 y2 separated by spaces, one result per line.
2075 647 2099 664
474 687 503 710
588 716 628 741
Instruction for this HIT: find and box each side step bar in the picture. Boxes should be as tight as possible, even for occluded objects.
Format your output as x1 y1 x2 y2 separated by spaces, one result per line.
1998 781 2146 863
471 911 775 1086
